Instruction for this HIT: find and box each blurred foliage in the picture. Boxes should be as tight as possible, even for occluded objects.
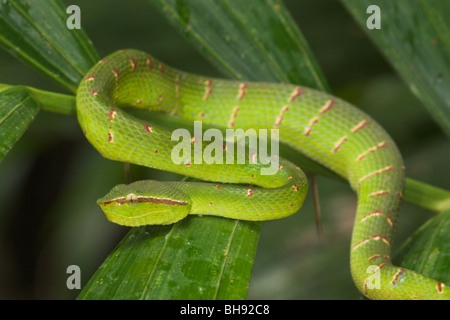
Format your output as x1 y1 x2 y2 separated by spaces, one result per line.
0 0 448 299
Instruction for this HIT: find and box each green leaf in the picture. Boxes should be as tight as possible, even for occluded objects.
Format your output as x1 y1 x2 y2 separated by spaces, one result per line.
395 209 450 284
0 86 39 162
404 178 450 213
0 82 75 162
0 83 76 116
0 0 99 93
341 0 450 137
78 217 260 299
150 0 329 90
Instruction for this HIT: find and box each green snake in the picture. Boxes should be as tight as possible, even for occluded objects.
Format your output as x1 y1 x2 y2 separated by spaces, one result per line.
76 49 448 300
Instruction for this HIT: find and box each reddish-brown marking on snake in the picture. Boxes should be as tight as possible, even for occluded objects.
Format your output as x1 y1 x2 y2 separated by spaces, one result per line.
85 75 96 82
361 210 394 227
108 109 117 122
368 254 380 261
352 235 390 250
143 124 153 133
392 268 406 285
359 166 394 184
319 99 335 114
351 120 370 133
107 132 114 143
274 105 289 128
246 189 254 197
129 58 136 71
372 263 386 274
237 82 248 101
333 136 348 152
204 79 213 101
111 68 119 85
364 279 370 295
304 117 319 136
437 282 445 294
191 136 202 144
356 141 388 161
362 210 384 221
369 190 390 197
289 86 303 102
229 106 240 128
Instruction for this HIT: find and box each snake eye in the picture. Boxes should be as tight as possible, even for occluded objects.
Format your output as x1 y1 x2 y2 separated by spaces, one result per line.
126 193 138 206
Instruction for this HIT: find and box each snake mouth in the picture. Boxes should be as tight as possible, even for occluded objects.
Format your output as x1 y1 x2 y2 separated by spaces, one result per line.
100 194 189 206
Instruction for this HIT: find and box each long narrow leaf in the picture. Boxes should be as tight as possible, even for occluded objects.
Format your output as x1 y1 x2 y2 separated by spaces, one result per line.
341 0 450 137
0 86 39 161
405 178 450 213
395 210 450 284
78 217 260 299
0 83 76 115
150 0 329 90
0 0 98 93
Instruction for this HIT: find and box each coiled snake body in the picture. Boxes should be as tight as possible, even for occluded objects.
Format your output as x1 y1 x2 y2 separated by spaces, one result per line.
76 49 448 300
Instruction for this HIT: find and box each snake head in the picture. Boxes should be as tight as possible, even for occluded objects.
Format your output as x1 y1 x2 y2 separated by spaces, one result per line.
97 180 192 226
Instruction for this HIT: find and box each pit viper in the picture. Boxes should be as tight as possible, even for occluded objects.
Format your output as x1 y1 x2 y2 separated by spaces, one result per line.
76 49 448 300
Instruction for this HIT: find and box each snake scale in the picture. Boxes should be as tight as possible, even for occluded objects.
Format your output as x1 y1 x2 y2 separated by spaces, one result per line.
76 49 448 300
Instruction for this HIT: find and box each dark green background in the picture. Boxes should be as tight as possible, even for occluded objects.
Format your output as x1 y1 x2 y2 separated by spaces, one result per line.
0 0 447 299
